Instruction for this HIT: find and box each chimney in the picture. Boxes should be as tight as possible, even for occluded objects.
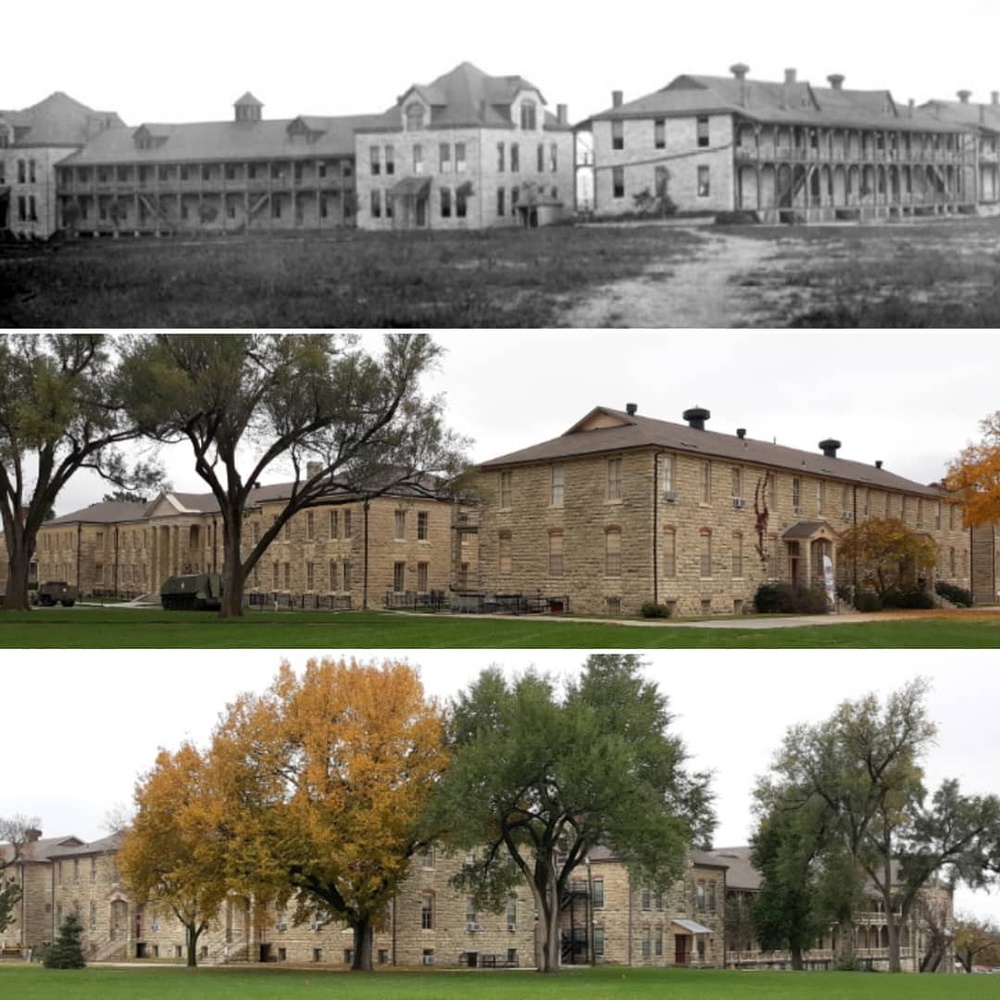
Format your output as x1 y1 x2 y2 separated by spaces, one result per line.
557 103 568 125
682 406 710 431
957 89 972 104
306 461 323 479
908 98 915 118
784 68 797 85
736 428 746 440
26 828 42 843
993 91 999 106
875 460 883 469
626 402 638 416
612 90 623 108
827 74 845 91
819 438 841 458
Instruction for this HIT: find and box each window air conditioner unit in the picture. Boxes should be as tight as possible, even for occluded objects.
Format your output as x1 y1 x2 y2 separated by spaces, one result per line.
663 490 678 502
732 497 746 509
507 923 518 932
310 921 324 932
793 506 804 517
842 511 855 521
467 921 482 932
276 922 288 932
422 955 435 965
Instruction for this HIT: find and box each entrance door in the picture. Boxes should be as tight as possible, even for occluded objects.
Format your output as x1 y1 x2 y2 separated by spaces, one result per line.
466 951 478 968
675 935 688 965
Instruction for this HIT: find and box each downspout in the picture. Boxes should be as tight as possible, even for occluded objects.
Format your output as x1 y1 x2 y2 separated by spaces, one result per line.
76 522 82 592
362 499 371 611
628 875 633 967
652 452 663 605
114 525 120 597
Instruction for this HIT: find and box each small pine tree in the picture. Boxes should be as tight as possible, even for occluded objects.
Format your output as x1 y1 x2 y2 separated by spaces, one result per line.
43 912 87 969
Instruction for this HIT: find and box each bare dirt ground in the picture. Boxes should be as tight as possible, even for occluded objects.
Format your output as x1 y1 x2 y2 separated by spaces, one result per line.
561 227 799 327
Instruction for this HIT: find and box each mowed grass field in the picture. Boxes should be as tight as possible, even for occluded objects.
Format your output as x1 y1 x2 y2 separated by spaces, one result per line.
1 607 999 647
2 965 998 1000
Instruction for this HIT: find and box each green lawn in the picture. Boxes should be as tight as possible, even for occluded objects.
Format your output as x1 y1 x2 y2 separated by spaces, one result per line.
0 608 998 647
0 965 994 1000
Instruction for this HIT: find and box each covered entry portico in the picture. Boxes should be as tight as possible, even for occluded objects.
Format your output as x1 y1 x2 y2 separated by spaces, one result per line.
671 919 714 966
782 520 839 591
391 177 430 229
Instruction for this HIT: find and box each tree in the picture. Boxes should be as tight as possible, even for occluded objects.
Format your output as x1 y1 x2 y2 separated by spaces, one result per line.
765 678 1000 972
953 913 1000 973
101 490 150 504
837 517 938 598
43 912 86 969
429 654 714 974
209 658 449 971
117 743 231 967
0 815 40 935
946 411 1000 528
119 333 466 617
0 334 163 610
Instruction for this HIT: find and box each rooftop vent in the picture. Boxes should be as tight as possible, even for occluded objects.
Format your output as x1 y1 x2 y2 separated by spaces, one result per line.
784 68 797 85
682 406 710 431
730 63 750 81
612 90 623 108
736 428 746 440
957 89 972 104
827 74 845 91
819 438 841 458
557 103 568 125
626 402 638 416
875 460 883 469
993 91 999 106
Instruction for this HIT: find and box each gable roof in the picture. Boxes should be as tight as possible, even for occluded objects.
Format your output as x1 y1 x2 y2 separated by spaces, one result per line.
47 500 150 525
1 834 86 865
479 405 948 500
0 91 123 148
584 72 967 134
921 97 1000 134
358 61 568 133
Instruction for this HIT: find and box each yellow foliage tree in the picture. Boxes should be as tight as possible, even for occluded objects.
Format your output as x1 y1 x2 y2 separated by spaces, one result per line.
946 411 1000 528
117 743 232 967
210 657 449 971
837 517 938 596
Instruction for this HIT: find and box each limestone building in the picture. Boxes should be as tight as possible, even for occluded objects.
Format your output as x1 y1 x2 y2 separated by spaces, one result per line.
581 66 979 223
16 478 463 610
474 403 970 617
0 92 122 238
354 62 575 231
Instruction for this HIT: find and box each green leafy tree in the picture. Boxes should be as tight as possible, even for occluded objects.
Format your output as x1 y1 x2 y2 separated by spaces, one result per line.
429 654 714 973
43 912 86 969
0 334 163 611
119 333 467 617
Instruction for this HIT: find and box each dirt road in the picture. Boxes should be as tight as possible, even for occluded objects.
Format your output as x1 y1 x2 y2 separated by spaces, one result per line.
561 227 792 327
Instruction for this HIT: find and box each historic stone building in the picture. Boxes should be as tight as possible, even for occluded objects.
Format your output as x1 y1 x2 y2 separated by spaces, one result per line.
581 66 979 223
0 92 122 238
354 62 575 231
15 478 464 611
474 403 971 617
53 96 380 236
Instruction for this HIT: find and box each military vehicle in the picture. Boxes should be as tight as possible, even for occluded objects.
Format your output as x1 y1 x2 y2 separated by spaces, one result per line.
32 581 79 607
160 572 223 611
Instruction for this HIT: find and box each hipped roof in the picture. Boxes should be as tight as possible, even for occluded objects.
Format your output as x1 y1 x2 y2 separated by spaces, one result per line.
479 406 948 500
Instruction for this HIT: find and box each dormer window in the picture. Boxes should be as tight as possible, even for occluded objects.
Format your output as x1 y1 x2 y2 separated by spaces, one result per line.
520 100 537 131
405 102 426 131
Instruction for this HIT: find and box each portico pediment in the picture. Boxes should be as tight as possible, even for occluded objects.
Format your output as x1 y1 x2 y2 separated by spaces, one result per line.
782 519 839 543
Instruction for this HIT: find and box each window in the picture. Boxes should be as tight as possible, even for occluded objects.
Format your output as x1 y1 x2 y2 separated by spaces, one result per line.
662 455 675 493
343 561 352 590
949 547 956 576
511 186 520 215
497 186 505 217
394 510 406 540
641 927 651 958
655 927 664 957
707 881 717 912
506 898 518 927
700 529 712 578
612 120 624 150
343 510 352 538
391 561 406 593
593 927 606 958
370 146 381 175
511 142 520 172
417 511 429 540
605 528 622 577
935 502 941 530
900 495 908 523
550 143 558 172
949 504 956 530
440 186 451 218
417 562 429 592
697 165 710 197
500 471 513 508
601 459 623 503
405 103 425 130
329 510 338 538
306 562 315 590
700 461 712 504
697 117 710 147
663 528 676 578
272 563 280 589
17 160 26 184
537 143 545 173
641 885 651 910
413 144 424 174
696 882 706 910
499 532 512 574
732 532 743 577
654 118 665 149
456 185 468 218
520 101 537 130
612 166 625 198
792 477 802 509
283 563 291 590
546 467 565 508
548 530 564 577
455 143 466 173
439 143 451 172
497 142 505 172
917 498 924 528
592 880 605 908
731 467 742 499
329 560 339 591
28 196 37 222
817 480 826 513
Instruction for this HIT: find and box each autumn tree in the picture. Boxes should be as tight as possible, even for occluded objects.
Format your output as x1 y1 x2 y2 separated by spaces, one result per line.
429 655 715 974
0 815 40 934
117 743 232 967
210 658 449 971
837 517 938 598
765 678 1000 972
946 411 1000 528
0 334 162 610
118 333 467 617
953 913 1000 973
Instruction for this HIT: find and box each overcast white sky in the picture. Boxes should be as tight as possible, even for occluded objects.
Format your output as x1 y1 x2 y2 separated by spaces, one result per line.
3 650 998 922
53 331 1000 516
7 1 1000 127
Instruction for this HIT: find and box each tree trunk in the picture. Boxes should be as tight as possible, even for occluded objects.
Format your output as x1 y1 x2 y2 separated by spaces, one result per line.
352 918 374 971
790 947 804 971
218 509 245 618
837 914 855 966
2 542 32 611
185 923 200 967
